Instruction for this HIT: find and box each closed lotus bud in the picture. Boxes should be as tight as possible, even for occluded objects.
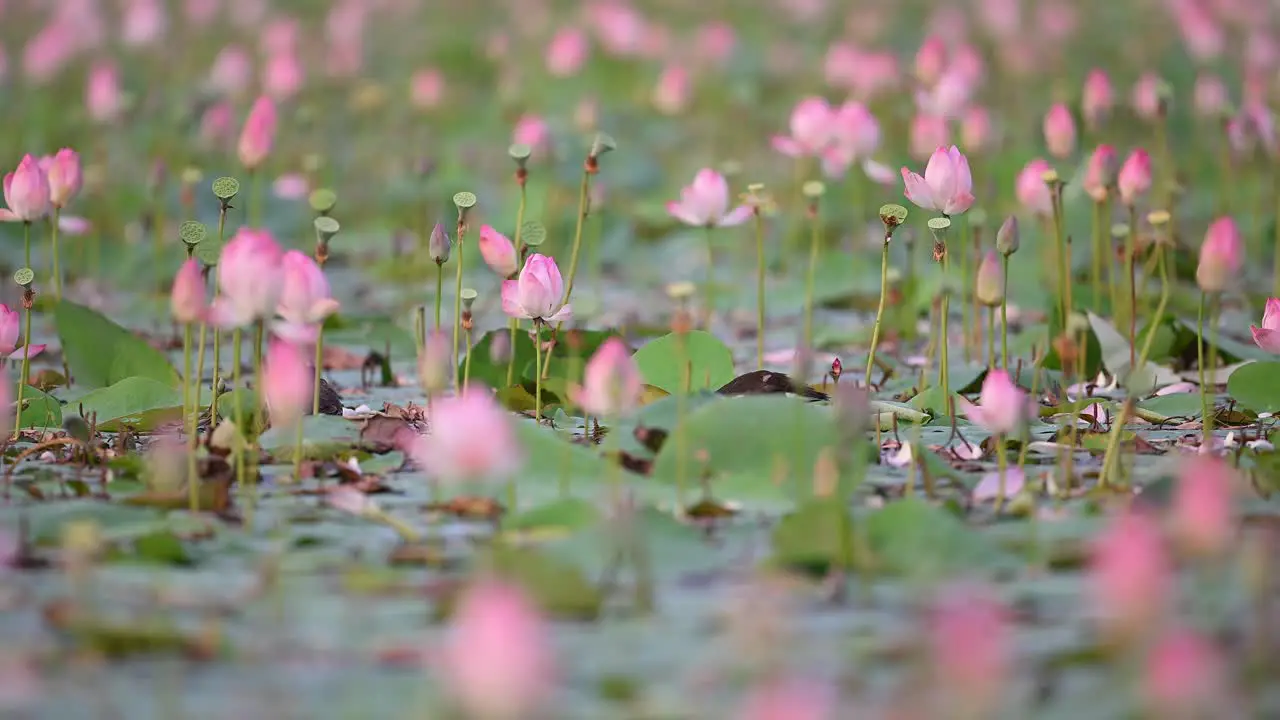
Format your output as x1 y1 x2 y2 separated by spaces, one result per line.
995 215 1019 256
429 222 450 264
1195 217 1243 294
975 251 1004 306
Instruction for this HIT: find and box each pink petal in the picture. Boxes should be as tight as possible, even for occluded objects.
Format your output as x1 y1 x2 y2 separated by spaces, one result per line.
771 136 802 157
546 303 572 323
501 280 529 319
21 343 46 360
1251 327 1280 354
0 209 18 222
716 205 753 227
665 200 701 227
901 168 937 210
973 468 1026 502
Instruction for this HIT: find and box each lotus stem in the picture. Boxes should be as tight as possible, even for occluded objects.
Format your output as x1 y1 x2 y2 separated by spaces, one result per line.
561 163 593 307
533 321 544 423
11 294 32 442
1000 256 1010 370
452 224 467 390
184 323 197 512
434 262 444 331
706 225 719 329
1126 203 1138 369
51 208 62 301
754 206 766 370
865 235 891 384
312 328 325 416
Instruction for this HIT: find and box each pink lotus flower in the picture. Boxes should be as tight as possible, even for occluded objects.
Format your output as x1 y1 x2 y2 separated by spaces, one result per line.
572 338 641 417
928 583 1010 719
414 388 523 483
966 369 1029 435
771 97 836 158
1141 627 1225 718
821 101 881 177
1196 217 1243 293
914 34 947 85
1173 0 1224 61
1082 68 1113 129
651 63 690 116
737 677 833 720
1193 73 1228 118
40 149 81 208
545 27 588 77
208 46 252 96
900 145 975 216
909 113 950 160
272 174 309 200
915 66 973 118
1172 454 1235 558
209 228 285 329
443 579 554 720
170 259 207 325
263 50 303 99
501 254 572 323
122 0 166 47
1131 73 1163 121
417 329 451 394
263 337 311 429
666 169 751 228
275 250 340 344
1043 103 1076 158
975 250 1004 306
513 114 550 154
1116 149 1152 206
0 155 50 222
960 106 992 153
1089 509 1170 642
0 305 45 360
200 102 235 146
694 22 736 66
410 68 444 110
1083 145 1117 202
86 61 122 124
1250 298 1280 353
478 226 518 278
237 95 277 170
1015 158 1054 216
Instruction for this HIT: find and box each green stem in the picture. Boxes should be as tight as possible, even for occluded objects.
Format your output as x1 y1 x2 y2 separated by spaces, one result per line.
463 327 474 394
940 247 952 419
1207 299 1221 447
754 211 766 370
194 321 208 424
995 432 1009 511
1126 204 1138 370
184 323 196 512
51 208 61 301
312 328 325 415
561 168 592 306
249 168 262 227
292 412 305 483
674 331 689 508
802 213 820 351
865 236 890 383
211 328 221 421
232 328 245 492
504 318 519 387
1098 399 1132 488
1001 256 1010 370
1273 177 1280 299
533 321 544 422
452 227 467 391
1091 200 1103 314
705 224 718 328
434 262 444 331
253 320 265 429
11 300 31 441
987 305 996 370
1133 243 1169 382
1198 291 1211 448
961 222 973 363
505 181 529 388
22 221 30 274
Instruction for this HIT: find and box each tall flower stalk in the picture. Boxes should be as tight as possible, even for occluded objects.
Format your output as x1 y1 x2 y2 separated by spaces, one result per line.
746 183 770 370
10 269 34 441
1196 217 1244 449
502 254 572 423
451 192 477 390
666 167 752 330
562 133 614 309
506 144 532 386
209 177 240 422
995 216 1019 369
866 205 908 383
928 217 955 417
801 181 825 352
312 218 340 413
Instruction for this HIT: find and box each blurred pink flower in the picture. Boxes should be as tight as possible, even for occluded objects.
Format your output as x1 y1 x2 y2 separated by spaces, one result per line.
443 579 554 720
975 250 1004 306
979 0 1021 38
1035 0 1078 41
573 97 598 132
1083 145 1117 202
1192 73 1228 118
909 113 950 160
666 169 751 227
272 173 309 200
209 228 284 329
208 46 252 96
121 0 166 47
263 50 303 100
1 155 50 222
950 43 986 87
185 0 220 26
326 486 377 516
545 27 588 77
86 61 123 124
263 337 311 429
914 34 947 86
0 304 45 360
900 145 975 216
261 18 299 55
200 101 235 145
590 1 645 56
822 101 880 177
275 250 339 344
966 369 1029 435
960 106 992 154
572 337 641 417
478 225 518 278
1227 102 1277 157
513 114 550 154
1043 103 1076 158
170 259 207 325
1172 0 1224 61
928 583 1010 719
1089 509 1170 642
1142 627 1225 718
501 254 571 323
772 97 836 158
410 68 444 110
417 329 451 394
40 148 81 208
737 677 832 720
1015 158 1054 216
651 63 690 116
1131 73 1163 121
915 66 973 118
237 95 277 170
1116 149 1152 205
1196 217 1243 293
1082 69 1113 129
414 389 523 483
22 21 77 84
1249 298 1280 353
1171 454 1236 558
694 22 736 65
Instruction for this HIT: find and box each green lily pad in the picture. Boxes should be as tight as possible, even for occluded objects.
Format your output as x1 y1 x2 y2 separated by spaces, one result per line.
633 331 734 395
55 300 179 389
1227 361 1280 415
77 376 183 431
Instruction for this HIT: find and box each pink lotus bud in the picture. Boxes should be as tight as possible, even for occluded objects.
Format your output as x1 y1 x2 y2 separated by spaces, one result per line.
1015 158 1054 216
1042 103 1076 158
478 225 518 278
572 337 642 417
1196 217 1244 293
512 114 549 155
772 97 836 158
170 259 207 325
651 63 690 116
908 113 950 160
1083 145 1117 202
1082 68 1113 129
960 105 992 153
967 369 1028 435
737 677 833 720
275 250 340 344
41 148 81 208
1116 149 1152 206
0 367 11 450
122 0 166 47
1131 73 1163 121
413 386 523 483
1193 73 1228 118
410 68 444 110
914 35 947 86
545 27 588 77
996 215 1020 256
900 145 975 216
417 329 451 394
263 337 311 429
1173 0 1224 61
263 50 303 100
928 583 1010 719
208 46 252 96
237 96 277 170
1141 627 1225 718
1171 454 1236 558
501 254 572 323
975 250 1004 306
1 155 50 222
86 61 122 124
209 228 284 329
443 579 554 720
1089 510 1170 643
0 304 44 361
666 169 752 228
1250 298 1280 353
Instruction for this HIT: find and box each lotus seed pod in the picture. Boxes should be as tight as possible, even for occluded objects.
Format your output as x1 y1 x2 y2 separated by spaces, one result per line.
314 217 340 244
309 188 338 215
13 268 34 288
179 220 207 248
520 221 547 249
211 176 240 202
460 288 478 313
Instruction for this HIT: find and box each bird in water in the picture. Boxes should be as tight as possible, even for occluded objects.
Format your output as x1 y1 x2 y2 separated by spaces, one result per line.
715 370 829 401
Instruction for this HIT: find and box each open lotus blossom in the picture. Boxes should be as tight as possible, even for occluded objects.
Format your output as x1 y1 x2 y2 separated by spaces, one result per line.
1250 298 1280 353
275 250 340 344
771 97 835 158
478 225 518 277
0 305 44 360
237 95 277 170
967 369 1030 435
666 169 751 227
170 259 207 325
209 228 285 329
1015 158 1054 216
40 149 81 208
572 337 642 417
501 253 572 323
821 101 881 177
413 386 523 483
1196 217 1243 293
263 337 311 429
0 155 50 222
443 578 555 720
901 145 975 216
